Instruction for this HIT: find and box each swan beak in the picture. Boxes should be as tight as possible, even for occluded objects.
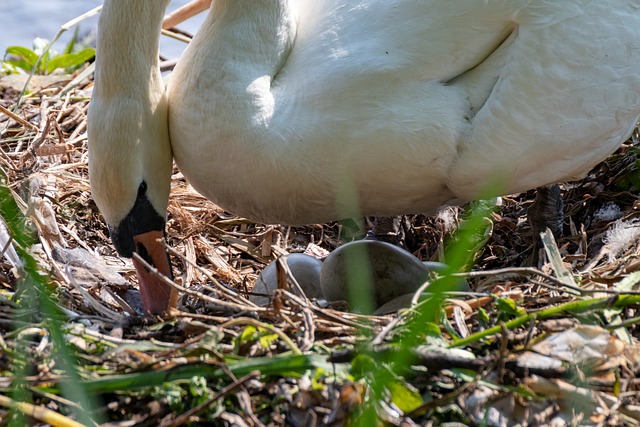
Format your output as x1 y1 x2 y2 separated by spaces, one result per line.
131 230 178 315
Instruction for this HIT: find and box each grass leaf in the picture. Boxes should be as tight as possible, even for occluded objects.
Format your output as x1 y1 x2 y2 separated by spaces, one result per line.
45 48 95 74
80 353 335 394
4 45 39 66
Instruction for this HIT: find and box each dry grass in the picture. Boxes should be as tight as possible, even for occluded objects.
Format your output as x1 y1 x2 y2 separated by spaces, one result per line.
1 63 640 425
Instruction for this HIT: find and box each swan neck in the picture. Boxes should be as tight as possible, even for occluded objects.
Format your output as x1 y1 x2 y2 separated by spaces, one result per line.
88 0 173 229
208 0 295 69
94 0 170 96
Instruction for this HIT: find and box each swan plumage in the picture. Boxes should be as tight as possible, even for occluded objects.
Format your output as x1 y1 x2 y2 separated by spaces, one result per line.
88 0 640 313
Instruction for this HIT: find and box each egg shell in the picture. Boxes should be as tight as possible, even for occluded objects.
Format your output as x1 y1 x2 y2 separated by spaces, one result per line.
251 253 323 305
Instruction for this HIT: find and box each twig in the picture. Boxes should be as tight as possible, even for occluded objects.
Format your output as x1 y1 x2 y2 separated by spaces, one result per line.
453 267 585 295
63 265 123 322
272 288 316 351
0 104 39 131
604 315 640 330
162 0 211 30
370 314 405 347
0 394 85 427
132 252 262 313
163 243 259 308
450 294 640 348
531 279 640 296
278 288 369 330
218 365 264 427
404 372 485 419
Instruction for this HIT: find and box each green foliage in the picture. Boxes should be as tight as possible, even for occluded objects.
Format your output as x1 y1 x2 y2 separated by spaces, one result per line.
496 297 526 321
150 376 215 415
81 353 333 393
388 380 423 413
0 182 101 425
613 158 640 191
188 376 212 401
236 325 279 352
151 383 187 412
478 306 491 324
2 28 94 75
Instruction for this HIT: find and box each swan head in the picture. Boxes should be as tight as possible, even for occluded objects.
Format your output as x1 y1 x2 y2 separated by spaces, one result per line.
88 93 176 315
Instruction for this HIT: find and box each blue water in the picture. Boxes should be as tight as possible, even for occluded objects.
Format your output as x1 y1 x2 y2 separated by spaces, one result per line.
1 0 205 60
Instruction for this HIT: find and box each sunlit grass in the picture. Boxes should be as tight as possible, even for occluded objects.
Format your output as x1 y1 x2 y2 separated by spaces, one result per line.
0 182 100 425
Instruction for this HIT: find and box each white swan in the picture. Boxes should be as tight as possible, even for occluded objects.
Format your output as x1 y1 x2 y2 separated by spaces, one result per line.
87 0 640 314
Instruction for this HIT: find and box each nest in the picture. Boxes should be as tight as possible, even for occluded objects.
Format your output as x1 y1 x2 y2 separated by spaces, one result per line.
1 65 640 426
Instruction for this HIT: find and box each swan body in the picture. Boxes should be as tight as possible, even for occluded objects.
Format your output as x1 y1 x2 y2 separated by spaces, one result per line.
88 0 640 313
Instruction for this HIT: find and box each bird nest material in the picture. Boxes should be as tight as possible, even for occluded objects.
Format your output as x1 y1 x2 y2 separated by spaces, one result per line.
1 69 640 426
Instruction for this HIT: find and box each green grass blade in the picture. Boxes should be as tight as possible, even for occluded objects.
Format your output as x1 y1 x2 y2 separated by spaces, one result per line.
79 353 333 394
0 184 102 425
45 48 95 74
4 46 38 67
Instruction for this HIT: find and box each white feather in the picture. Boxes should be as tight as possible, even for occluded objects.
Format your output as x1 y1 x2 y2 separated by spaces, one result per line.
89 0 640 229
